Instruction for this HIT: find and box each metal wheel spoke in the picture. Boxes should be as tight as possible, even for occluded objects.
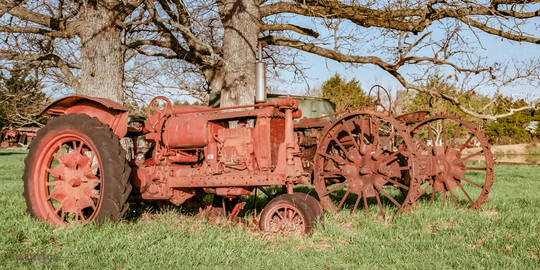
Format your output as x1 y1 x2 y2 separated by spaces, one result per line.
442 191 447 207
457 182 475 205
352 119 367 144
78 210 88 222
71 141 77 153
441 119 447 150
55 202 66 221
285 207 294 220
380 151 400 165
427 123 435 145
458 177 483 188
462 150 484 161
375 192 385 219
338 190 350 209
75 141 83 153
362 191 369 213
53 153 62 164
458 134 474 152
417 183 430 198
379 187 401 208
416 138 431 152
330 133 355 162
323 182 347 197
429 187 435 205
90 201 97 210
450 124 463 148
46 168 58 178
56 142 64 155
352 194 361 213
384 177 409 190
45 179 58 186
341 122 360 153
275 209 284 220
447 188 459 207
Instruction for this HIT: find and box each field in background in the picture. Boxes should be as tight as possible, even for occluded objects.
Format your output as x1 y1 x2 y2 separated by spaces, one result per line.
463 143 540 165
0 148 538 269
491 143 540 165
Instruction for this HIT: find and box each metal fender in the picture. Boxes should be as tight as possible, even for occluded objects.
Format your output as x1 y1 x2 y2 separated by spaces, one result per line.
41 95 129 138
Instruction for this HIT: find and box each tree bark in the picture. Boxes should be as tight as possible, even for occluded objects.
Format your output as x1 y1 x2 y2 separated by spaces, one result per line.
77 4 125 103
218 0 261 107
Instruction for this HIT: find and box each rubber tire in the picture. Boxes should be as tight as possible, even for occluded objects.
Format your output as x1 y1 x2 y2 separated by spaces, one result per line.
283 193 324 221
23 114 132 225
259 194 317 235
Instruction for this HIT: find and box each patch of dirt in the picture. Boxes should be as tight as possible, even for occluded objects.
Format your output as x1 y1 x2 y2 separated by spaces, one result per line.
480 210 500 218
467 239 484 250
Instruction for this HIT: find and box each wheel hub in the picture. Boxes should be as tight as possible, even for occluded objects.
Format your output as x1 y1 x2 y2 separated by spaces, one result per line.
432 145 465 192
341 147 390 197
48 147 100 216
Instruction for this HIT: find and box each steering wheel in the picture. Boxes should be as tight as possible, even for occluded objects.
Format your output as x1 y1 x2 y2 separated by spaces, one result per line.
146 96 173 120
368 85 392 113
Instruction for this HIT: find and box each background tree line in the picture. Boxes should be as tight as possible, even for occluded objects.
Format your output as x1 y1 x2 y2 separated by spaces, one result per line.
319 74 540 144
1 70 538 144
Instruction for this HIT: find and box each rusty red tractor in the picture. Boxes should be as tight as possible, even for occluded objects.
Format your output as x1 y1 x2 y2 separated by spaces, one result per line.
22 86 495 235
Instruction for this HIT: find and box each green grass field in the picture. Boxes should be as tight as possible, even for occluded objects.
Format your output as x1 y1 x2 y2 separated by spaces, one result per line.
1 148 539 269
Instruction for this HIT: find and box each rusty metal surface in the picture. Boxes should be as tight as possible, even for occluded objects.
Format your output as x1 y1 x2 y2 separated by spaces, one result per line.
313 110 419 218
41 95 127 116
40 95 129 138
409 114 495 209
395 110 429 124
130 95 308 209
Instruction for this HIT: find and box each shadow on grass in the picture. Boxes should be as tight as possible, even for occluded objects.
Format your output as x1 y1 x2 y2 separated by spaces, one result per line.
122 184 412 222
123 186 315 222
0 152 27 156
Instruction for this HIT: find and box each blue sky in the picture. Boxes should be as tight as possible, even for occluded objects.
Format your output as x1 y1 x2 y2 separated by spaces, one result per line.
270 17 540 102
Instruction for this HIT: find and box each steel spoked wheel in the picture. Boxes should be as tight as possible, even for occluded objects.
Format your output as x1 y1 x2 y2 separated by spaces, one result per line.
411 114 495 209
40 134 102 223
314 111 418 219
23 114 131 225
259 194 316 235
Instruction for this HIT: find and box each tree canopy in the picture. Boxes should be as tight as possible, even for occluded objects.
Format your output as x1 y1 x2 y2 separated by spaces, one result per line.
320 74 372 111
0 67 49 127
0 0 538 115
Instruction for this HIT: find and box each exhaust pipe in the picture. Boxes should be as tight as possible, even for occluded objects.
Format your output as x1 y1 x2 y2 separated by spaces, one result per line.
255 43 267 103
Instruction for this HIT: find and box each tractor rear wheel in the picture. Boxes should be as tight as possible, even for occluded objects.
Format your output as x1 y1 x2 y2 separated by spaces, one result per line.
314 111 419 219
410 114 495 209
23 114 131 225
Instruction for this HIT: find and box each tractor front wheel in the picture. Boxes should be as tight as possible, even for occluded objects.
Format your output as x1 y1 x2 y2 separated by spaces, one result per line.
23 114 131 225
259 194 317 235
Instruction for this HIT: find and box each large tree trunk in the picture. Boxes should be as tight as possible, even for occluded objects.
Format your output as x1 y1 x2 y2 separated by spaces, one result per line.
77 4 125 103
218 0 261 107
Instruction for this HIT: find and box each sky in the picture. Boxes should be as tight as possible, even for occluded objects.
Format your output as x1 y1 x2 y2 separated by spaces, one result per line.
269 17 540 103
